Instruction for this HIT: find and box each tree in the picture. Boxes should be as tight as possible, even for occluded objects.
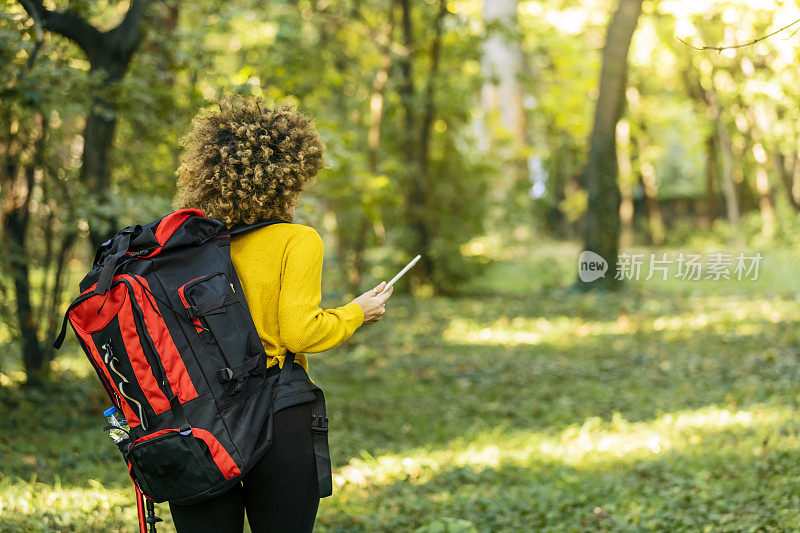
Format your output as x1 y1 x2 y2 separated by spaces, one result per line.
580 0 642 288
1 4 86 385
396 0 446 287
1 0 150 385
18 0 147 248
275 0 488 295
481 0 528 201
306 0 399 295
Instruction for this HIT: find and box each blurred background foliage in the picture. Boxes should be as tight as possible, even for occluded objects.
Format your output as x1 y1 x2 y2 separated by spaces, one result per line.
3 0 800 530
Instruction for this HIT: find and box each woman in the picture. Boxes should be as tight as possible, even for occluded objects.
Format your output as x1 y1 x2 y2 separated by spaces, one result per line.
170 94 393 532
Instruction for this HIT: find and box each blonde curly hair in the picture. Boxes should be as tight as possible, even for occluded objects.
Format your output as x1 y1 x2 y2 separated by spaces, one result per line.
174 94 325 225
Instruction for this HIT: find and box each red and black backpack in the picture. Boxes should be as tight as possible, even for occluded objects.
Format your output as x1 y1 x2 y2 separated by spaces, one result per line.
54 209 332 504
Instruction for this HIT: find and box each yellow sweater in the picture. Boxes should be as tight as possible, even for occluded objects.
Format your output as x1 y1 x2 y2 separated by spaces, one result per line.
230 223 364 371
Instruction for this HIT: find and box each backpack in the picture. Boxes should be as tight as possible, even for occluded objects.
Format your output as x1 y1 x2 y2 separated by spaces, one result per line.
54 209 333 504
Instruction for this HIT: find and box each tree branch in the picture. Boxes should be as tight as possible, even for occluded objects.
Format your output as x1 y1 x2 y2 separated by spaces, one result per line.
677 17 800 52
18 0 103 59
106 0 146 57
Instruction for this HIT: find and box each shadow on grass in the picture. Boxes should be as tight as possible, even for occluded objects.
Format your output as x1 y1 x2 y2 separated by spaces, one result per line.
2 287 799 530
315 403 800 531
316 447 800 531
4 399 799 531
318 291 800 461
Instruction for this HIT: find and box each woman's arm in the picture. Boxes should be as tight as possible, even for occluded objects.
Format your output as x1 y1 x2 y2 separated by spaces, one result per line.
278 229 365 353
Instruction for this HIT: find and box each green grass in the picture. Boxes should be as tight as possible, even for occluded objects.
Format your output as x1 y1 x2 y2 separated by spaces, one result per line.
3 238 800 531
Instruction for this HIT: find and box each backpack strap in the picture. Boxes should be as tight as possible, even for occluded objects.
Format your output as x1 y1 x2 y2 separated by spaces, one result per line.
275 351 332 497
54 228 135 349
227 219 289 237
310 387 332 497
96 228 134 295
278 351 296 386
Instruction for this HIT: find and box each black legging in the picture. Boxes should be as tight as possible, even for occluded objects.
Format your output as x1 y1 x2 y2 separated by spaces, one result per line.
169 401 320 532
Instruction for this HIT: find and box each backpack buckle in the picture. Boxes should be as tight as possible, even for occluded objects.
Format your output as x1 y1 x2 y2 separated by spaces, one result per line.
311 415 328 434
217 368 234 383
185 307 198 320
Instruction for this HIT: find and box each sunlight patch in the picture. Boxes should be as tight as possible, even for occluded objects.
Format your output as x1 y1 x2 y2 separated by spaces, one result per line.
442 298 800 347
333 405 790 491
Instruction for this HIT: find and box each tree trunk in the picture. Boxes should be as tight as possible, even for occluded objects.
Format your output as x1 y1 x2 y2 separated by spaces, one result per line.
617 119 634 248
82 105 119 247
640 160 665 245
775 152 800 211
708 89 739 228
367 0 397 174
346 8 397 295
580 0 642 288
397 0 446 286
1 114 49 386
46 232 77 342
482 0 525 140
633 128 665 244
755 164 775 238
704 134 721 226
10 0 145 384
680 64 723 228
6 210 46 385
397 0 417 157
398 0 427 280
346 220 370 294
746 134 775 239
481 0 527 200
18 0 146 248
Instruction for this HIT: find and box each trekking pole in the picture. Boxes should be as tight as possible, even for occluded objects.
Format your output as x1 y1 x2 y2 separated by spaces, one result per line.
135 485 146 533
146 497 162 532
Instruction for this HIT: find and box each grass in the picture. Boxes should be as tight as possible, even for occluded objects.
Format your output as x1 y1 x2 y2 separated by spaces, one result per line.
2 236 800 531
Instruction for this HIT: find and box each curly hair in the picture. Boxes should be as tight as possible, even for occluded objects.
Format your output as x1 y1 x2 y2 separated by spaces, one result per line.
174 94 325 225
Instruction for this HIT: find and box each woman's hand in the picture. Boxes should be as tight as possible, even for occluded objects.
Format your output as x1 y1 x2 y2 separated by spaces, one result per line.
352 281 394 325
